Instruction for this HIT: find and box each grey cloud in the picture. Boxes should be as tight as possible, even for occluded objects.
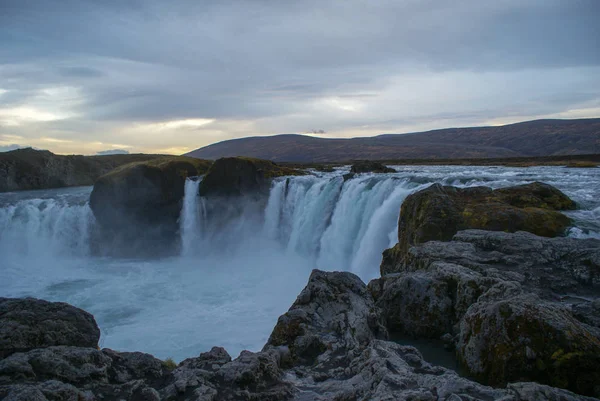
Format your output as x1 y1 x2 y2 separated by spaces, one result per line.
58 67 104 78
0 0 599 153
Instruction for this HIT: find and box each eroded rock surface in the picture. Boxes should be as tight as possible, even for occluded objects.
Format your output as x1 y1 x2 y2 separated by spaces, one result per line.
375 230 600 397
349 161 395 174
89 156 212 256
199 157 304 198
0 298 100 359
386 182 576 270
2 276 599 400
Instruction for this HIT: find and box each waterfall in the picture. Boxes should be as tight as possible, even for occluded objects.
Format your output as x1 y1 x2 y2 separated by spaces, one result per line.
261 174 422 278
180 177 204 257
179 173 418 278
0 196 94 259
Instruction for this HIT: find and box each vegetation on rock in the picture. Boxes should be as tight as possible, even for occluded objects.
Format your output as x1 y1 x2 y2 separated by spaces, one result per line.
198 156 304 197
385 181 576 271
89 156 212 257
0 147 163 192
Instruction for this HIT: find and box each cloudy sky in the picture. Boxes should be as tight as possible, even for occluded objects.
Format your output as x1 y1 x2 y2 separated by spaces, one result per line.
1 0 599 155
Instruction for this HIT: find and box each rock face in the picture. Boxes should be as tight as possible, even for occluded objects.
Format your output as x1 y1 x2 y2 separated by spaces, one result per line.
198 157 304 197
384 182 576 270
89 156 212 256
0 148 161 193
374 230 600 397
1 280 598 400
265 270 387 365
0 298 100 359
349 160 395 174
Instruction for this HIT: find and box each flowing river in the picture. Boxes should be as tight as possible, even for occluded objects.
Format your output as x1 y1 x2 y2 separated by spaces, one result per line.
1 165 599 361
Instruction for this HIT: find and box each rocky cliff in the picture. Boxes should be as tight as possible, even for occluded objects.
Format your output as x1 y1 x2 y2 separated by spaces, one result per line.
89 156 212 257
382 181 576 273
3 181 599 400
0 148 162 193
2 267 599 400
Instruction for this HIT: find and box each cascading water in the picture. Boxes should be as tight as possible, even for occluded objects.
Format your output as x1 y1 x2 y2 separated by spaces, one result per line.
0 190 94 259
180 177 204 257
1 165 600 361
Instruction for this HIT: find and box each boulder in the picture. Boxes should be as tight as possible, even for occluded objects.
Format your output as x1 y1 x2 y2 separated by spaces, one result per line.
385 182 576 270
264 270 387 365
375 230 600 396
458 295 600 396
198 157 304 197
2 284 600 400
89 156 212 256
349 160 395 174
0 298 100 359
160 346 293 401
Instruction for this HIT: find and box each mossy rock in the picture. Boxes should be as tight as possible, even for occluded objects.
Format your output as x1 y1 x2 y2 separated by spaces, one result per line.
89 156 212 257
199 156 304 197
350 160 395 174
390 182 575 267
458 295 600 397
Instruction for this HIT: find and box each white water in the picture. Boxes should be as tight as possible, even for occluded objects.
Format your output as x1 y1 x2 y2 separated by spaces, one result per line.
180 177 203 257
1 165 599 361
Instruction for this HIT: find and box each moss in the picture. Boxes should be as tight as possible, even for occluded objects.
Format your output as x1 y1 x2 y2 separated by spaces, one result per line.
163 357 177 371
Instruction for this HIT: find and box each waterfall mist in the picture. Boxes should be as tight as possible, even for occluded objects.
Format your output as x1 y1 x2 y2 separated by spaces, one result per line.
1 165 599 361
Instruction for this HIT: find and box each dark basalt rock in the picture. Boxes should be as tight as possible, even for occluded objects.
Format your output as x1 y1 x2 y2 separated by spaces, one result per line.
198 157 304 197
459 294 600 395
374 230 600 397
265 270 387 365
0 298 100 360
2 282 599 400
382 181 576 273
89 156 212 257
0 147 161 193
350 160 395 174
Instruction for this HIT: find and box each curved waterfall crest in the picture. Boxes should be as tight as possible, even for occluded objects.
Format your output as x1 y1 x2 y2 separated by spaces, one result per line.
179 174 419 277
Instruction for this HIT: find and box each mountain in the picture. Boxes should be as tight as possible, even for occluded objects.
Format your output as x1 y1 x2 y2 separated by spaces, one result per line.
0 148 162 192
185 118 600 162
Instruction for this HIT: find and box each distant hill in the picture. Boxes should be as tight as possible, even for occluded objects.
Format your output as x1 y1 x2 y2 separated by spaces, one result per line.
185 118 600 162
0 148 162 192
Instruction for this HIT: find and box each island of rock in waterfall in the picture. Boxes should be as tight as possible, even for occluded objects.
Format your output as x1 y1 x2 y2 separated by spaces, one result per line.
1 154 599 401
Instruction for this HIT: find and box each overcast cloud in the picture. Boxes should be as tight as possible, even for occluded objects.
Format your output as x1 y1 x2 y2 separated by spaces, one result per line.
1 0 599 154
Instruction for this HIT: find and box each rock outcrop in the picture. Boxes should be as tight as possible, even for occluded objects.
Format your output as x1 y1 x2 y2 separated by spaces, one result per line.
374 230 600 396
383 182 576 271
349 161 395 174
89 156 212 257
0 298 100 359
0 148 161 193
198 157 304 197
2 282 598 400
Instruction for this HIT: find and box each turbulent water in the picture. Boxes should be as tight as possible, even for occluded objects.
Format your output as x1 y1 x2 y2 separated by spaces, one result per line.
1 165 599 361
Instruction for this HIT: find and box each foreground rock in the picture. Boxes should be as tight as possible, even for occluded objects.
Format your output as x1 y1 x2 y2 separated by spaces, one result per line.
0 147 161 193
89 156 212 257
0 298 100 359
384 182 576 268
374 230 600 396
4 281 598 400
198 157 304 197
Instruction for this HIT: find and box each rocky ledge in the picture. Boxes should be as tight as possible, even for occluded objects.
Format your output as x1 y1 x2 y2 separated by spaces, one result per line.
384 181 577 268
2 262 599 400
89 156 212 257
3 181 598 400
198 157 304 197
